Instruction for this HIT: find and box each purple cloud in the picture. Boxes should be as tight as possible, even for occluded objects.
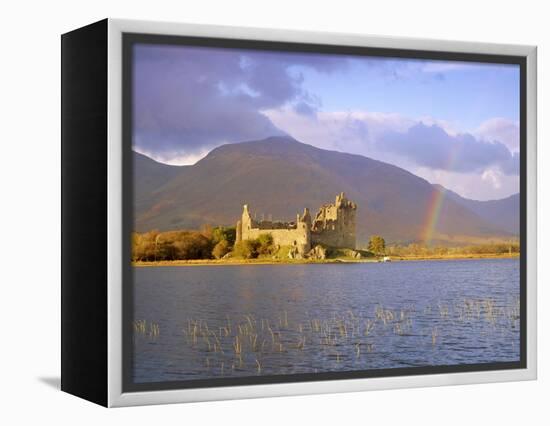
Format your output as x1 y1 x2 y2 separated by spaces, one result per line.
379 123 519 175
132 44 348 162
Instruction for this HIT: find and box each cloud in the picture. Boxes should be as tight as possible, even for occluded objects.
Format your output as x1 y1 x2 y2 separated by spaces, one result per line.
134 145 214 166
346 58 497 83
293 101 318 116
133 45 348 162
265 108 413 155
482 168 502 190
475 117 520 153
412 166 518 201
420 61 486 74
265 108 519 199
379 123 519 175
266 108 519 176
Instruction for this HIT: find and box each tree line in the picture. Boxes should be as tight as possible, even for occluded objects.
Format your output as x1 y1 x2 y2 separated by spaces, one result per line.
384 241 520 257
132 228 518 262
132 225 277 261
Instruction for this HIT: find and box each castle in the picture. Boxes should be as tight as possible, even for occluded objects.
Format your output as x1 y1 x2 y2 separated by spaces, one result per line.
236 193 357 256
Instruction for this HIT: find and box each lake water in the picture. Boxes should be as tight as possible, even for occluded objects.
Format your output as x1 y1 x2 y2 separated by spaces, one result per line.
133 258 520 383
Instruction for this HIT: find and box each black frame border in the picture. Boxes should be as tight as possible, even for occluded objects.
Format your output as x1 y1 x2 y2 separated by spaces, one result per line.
61 19 109 406
122 32 527 393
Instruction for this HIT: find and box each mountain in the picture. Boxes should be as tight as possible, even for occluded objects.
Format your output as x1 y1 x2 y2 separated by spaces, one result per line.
433 184 519 235
133 136 515 246
133 151 185 213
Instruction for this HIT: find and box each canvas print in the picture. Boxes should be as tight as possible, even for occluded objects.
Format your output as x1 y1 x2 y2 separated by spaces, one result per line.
128 40 522 387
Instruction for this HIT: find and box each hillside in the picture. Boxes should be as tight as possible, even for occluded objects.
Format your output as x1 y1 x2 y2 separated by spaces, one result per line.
133 151 186 213
133 136 515 245
433 184 519 235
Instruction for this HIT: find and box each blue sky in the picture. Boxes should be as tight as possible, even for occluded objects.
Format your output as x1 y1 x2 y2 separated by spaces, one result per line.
294 59 519 131
133 44 520 200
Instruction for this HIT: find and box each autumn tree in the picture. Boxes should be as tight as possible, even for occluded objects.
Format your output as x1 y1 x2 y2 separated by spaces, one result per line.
368 235 386 255
212 226 237 246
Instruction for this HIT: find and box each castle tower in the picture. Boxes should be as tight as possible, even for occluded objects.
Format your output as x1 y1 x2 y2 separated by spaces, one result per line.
311 193 357 249
236 204 254 242
294 209 311 255
236 220 242 242
335 192 346 208
242 204 252 230
301 207 311 226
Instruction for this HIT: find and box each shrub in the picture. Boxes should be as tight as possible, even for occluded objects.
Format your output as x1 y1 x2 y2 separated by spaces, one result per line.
171 233 213 260
212 226 237 246
232 240 259 259
257 234 274 256
131 230 213 260
368 235 386 255
212 239 231 259
131 230 160 261
272 245 292 259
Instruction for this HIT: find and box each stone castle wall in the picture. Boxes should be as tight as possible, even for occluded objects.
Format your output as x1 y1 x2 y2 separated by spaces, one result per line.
236 193 357 255
237 205 311 254
241 227 310 249
311 193 357 249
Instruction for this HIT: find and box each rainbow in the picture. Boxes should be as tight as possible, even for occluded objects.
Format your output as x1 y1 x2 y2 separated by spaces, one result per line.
421 186 447 245
421 137 461 245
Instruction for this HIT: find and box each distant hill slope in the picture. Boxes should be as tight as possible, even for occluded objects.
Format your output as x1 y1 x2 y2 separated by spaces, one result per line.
133 136 514 245
433 184 519 235
133 151 185 213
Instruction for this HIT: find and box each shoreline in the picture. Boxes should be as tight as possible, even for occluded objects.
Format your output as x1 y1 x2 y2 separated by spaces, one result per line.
132 253 519 267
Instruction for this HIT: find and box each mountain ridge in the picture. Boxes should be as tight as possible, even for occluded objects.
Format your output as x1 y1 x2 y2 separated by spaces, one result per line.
133 136 518 245
432 184 519 235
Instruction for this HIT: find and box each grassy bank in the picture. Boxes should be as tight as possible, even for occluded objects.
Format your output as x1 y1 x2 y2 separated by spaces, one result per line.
389 252 519 261
132 252 518 267
133 257 378 267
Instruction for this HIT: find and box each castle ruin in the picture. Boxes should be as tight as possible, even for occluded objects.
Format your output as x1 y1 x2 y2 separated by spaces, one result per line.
236 193 357 256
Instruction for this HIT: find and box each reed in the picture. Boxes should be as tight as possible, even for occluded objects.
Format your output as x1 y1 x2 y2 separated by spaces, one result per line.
431 327 438 346
133 319 147 334
364 319 375 336
155 297 520 377
133 320 160 337
149 322 160 337
233 335 242 355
